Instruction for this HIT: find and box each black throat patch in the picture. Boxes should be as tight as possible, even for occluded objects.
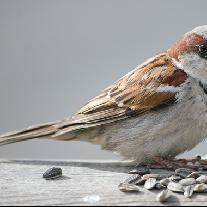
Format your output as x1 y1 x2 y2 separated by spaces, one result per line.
199 81 207 95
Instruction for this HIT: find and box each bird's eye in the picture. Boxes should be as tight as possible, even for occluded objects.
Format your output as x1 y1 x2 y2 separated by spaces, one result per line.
197 44 207 58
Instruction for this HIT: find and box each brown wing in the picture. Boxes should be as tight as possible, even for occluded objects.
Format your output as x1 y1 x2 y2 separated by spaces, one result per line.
53 53 187 137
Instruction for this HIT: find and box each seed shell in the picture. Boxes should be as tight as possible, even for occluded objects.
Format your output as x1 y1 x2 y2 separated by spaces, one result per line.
167 182 184 193
155 182 166 190
160 178 170 187
187 172 200 179
196 175 207 184
169 175 182 182
123 174 141 184
179 178 197 186
119 183 140 192
175 168 194 178
156 190 170 203
194 184 207 193
184 185 194 198
144 178 157 190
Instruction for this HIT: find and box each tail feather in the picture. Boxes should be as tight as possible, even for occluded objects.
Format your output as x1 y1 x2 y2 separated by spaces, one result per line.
0 122 59 146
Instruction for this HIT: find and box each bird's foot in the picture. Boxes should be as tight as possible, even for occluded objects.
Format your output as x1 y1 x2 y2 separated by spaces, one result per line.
129 156 202 174
149 156 201 170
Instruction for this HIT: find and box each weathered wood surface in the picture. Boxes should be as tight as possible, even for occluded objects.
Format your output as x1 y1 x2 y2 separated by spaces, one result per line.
0 159 207 206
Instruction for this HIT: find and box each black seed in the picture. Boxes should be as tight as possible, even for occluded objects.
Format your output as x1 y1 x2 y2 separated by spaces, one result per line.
135 178 147 185
43 167 62 180
175 168 194 179
169 175 182 182
128 165 151 175
155 183 167 190
160 178 170 187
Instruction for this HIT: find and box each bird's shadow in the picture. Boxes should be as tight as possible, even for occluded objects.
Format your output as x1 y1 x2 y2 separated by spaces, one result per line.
0 159 134 173
0 159 176 174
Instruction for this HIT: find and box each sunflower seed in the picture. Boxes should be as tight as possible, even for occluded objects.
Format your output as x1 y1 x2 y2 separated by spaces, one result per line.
156 190 170 203
169 175 182 182
179 178 197 186
184 185 194 198
155 182 166 190
43 167 62 180
200 154 207 165
123 174 141 184
142 174 165 181
128 166 151 175
187 172 200 179
160 178 170 187
167 182 184 193
196 175 207 184
119 183 140 192
194 184 207 193
135 177 147 185
144 178 157 190
175 168 194 178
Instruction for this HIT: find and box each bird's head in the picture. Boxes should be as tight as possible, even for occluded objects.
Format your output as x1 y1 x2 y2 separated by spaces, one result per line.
167 25 207 84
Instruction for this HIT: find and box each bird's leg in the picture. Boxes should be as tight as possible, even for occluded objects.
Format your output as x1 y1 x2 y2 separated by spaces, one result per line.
149 156 202 170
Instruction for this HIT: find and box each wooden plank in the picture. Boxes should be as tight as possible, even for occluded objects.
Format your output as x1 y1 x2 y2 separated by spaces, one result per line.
0 159 207 206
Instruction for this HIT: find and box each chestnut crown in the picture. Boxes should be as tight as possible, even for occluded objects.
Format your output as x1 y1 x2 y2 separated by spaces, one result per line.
167 25 207 83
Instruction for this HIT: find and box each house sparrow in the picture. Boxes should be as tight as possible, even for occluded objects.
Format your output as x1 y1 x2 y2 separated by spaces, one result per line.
1 26 207 167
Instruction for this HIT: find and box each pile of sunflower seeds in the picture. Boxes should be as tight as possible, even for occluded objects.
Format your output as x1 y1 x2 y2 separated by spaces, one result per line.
119 165 207 203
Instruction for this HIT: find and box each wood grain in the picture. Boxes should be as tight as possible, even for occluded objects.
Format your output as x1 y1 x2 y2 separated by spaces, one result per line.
0 160 207 206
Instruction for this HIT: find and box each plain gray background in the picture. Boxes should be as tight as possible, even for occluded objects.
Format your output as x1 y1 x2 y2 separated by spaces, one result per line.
0 0 207 160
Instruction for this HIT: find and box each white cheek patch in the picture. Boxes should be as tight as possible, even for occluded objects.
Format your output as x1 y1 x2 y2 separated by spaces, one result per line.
172 58 184 70
178 52 207 85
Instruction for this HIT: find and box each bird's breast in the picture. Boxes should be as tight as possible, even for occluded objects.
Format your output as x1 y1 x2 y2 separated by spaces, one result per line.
99 78 207 161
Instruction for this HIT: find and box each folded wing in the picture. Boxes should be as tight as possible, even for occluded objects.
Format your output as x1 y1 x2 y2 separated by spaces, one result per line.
53 53 187 137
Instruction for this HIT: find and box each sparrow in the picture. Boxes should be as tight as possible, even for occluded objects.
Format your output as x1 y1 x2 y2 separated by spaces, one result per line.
1 25 207 167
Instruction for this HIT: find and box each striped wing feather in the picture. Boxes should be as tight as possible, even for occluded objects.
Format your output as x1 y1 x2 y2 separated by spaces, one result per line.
53 53 187 137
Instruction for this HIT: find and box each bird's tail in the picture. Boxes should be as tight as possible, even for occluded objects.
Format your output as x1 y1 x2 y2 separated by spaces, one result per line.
0 122 59 146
